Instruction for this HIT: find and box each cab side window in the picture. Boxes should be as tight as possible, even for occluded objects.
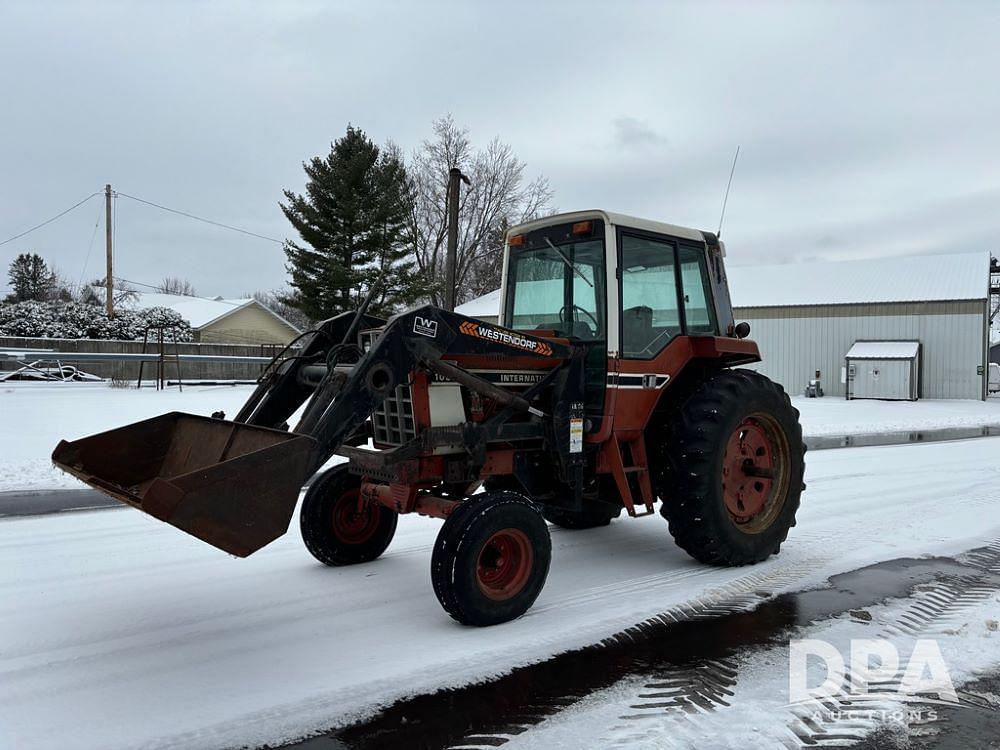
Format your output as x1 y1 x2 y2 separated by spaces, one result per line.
620 235 680 358
677 245 717 334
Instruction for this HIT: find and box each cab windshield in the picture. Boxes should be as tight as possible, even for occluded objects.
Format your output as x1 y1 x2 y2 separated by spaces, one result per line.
503 235 606 341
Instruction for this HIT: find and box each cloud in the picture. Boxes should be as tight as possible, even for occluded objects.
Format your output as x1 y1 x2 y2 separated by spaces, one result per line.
0 1 998 296
612 117 669 150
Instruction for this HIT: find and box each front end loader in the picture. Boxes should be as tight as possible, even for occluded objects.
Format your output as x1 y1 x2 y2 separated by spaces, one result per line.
53 210 805 626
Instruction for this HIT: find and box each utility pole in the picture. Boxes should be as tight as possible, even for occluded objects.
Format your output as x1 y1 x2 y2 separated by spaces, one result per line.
104 184 114 318
444 167 470 312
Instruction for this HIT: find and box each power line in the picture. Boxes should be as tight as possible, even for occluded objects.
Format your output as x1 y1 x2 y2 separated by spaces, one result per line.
77 202 104 290
0 192 102 248
115 191 284 244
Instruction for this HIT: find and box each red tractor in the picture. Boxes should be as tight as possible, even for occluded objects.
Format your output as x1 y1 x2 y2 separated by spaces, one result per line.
53 210 805 626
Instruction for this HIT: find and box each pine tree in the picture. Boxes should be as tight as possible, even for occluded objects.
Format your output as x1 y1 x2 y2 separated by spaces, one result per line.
6 253 57 303
281 126 425 320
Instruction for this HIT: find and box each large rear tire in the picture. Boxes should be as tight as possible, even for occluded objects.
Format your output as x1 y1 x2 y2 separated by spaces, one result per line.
300 464 397 566
655 369 804 566
431 492 551 626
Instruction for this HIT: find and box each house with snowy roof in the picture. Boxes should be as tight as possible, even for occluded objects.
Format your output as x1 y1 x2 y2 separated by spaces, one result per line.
119 291 301 345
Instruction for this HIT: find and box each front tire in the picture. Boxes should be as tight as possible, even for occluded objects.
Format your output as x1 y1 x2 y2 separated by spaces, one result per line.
300 464 397 566
656 369 804 566
431 492 551 626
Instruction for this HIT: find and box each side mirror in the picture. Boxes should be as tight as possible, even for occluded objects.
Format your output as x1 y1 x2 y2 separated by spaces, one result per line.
734 321 751 339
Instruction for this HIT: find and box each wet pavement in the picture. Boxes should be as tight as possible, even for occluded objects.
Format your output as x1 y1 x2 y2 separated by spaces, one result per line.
906 670 1000 749
0 488 118 516
849 670 1000 749
278 552 999 750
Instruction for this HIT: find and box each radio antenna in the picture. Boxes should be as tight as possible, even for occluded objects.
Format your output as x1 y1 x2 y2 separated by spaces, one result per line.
716 145 740 239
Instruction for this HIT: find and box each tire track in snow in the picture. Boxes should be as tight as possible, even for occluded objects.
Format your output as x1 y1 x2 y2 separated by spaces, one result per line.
484 544 1000 750
585 535 1000 747
607 545 1000 750
783 542 1000 748
441 558 836 750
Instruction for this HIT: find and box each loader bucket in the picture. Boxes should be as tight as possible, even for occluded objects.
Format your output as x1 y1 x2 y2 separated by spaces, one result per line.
51 412 317 557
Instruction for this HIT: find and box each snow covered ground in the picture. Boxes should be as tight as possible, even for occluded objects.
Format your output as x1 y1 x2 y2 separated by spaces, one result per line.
3 381 1000 492
792 395 1000 438
2 437 1000 749
0 382 255 491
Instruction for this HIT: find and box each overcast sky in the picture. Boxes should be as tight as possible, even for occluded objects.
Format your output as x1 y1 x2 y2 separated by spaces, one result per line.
1 0 998 298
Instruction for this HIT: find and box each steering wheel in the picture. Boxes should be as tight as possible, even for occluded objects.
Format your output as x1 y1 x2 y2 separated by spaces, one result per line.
559 304 599 335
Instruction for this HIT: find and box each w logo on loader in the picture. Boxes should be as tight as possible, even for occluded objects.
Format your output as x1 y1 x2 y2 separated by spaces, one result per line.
413 316 438 338
458 320 553 356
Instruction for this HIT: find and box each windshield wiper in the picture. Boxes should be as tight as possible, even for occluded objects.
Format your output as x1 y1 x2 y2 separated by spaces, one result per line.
544 238 593 288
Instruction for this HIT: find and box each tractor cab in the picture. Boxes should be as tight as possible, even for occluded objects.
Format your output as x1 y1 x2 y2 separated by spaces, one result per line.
500 210 737 355
499 211 745 431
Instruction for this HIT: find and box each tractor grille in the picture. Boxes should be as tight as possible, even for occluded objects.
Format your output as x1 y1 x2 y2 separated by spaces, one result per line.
361 327 415 447
372 384 415 446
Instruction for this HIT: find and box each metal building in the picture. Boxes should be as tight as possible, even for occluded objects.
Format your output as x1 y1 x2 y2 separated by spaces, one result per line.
727 251 991 400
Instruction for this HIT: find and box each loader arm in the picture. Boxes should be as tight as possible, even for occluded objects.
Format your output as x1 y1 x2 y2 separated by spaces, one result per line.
233 310 387 430
288 305 578 475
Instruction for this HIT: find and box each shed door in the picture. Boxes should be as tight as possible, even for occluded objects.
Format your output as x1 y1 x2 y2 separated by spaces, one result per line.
852 359 911 400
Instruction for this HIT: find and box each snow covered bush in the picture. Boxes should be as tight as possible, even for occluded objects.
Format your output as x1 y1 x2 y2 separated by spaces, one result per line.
0 301 194 341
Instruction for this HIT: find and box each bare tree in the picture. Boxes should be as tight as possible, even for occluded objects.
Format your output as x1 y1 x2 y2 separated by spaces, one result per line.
48 265 74 302
157 277 197 296
87 277 138 307
249 289 314 332
408 116 553 306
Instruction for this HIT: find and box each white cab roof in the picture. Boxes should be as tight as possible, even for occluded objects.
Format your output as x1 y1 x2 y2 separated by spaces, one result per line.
509 210 707 243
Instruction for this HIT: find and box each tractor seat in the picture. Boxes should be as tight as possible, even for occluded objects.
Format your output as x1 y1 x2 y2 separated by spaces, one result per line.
622 305 654 351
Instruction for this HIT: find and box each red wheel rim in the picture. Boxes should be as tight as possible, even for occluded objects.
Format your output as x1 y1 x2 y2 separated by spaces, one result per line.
331 488 379 545
721 414 788 531
476 529 533 601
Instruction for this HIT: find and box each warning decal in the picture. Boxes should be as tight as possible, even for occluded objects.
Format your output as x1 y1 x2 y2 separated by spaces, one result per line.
569 417 584 453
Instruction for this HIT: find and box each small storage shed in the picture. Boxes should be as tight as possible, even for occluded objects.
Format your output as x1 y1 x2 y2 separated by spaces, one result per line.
845 340 920 401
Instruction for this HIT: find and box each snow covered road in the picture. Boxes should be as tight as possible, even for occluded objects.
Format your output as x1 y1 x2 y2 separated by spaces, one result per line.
3 437 1000 750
